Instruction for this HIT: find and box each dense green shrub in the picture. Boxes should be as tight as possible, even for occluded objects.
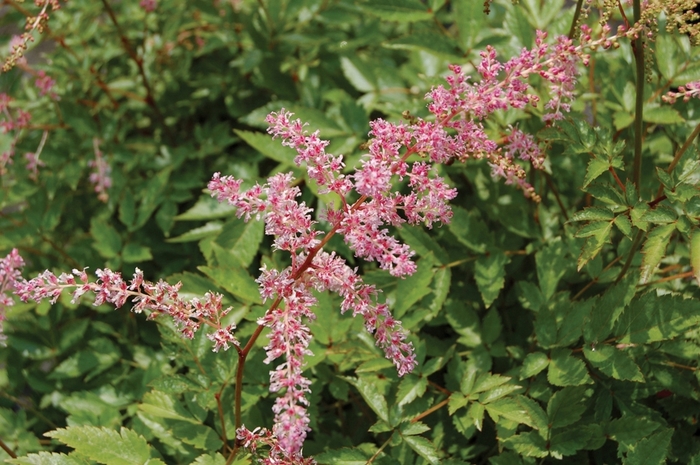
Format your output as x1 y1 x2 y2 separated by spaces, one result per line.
2 0 700 464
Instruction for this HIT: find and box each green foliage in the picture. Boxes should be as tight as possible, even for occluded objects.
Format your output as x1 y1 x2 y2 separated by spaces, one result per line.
2 0 700 464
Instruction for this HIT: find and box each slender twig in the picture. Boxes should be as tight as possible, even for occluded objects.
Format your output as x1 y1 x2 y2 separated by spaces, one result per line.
572 255 623 300
615 229 645 283
410 398 449 423
666 121 700 174
543 172 569 221
631 0 644 191
215 390 232 454
367 432 394 464
0 438 17 459
567 0 585 40
0 392 58 429
609 166 625 192
639 270 693 286
98 0 172 140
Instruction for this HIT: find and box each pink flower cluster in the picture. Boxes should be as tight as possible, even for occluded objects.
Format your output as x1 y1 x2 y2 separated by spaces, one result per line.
0 249 25 345
14 267 239 352
663 81 700 104
89 138 112 203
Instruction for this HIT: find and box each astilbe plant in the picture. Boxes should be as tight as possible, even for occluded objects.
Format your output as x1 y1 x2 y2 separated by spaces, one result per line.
12 27 612 463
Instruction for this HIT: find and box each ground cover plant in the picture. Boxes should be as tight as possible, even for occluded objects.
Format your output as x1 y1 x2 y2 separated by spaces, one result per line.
2 0 700 463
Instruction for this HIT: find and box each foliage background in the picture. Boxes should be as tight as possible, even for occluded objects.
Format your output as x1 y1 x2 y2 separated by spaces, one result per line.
2 0 700 464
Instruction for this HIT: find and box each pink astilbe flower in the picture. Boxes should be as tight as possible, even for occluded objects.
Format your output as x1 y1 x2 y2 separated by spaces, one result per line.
0 249 25 346
89 138 112 202
34 71 58 99
15 268 239 352
140 0 157 12
663 81 700 104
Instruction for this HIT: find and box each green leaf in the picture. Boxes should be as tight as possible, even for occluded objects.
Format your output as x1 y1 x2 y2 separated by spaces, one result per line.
394 257 434 317
448 207 491 253
396 374 428 406
547 349 592 386
583 344 643 381
481 307 503 344
584 272 637 344
344 376 389 422
536 239 568 300
46 426 153 465
615 293 700 344
454 0 485 49
521 352 549 379
640 223 675 283
691 229 700 286
121 243 152 263
549 426 593 458
643 105 684 124
485 396 547 431
606 416 661 446
90 218 122 259
192 453 227 465
171 422 222 451
399 225 449 264
215 219 264 268
8 452 83 465
401 421 431 436
576 221 613 270
167 222 224 243
235 130 296 165
503 431 548 458
384 31 462 58
583 157 610 188
474 251 508 308
401 434 440 465
339 57 376 93
176 195 236 221
359 0 433 22
314 448 370 465
547 386 587 429
623 429 673 465
139 391 199 424
570 207 615 222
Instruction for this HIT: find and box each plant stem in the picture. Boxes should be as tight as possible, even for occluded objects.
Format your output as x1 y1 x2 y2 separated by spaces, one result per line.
410 398 449 423
631 0 644 191
615 229 645 283
0 438 16 459
99 0 173 141
567 0 585 40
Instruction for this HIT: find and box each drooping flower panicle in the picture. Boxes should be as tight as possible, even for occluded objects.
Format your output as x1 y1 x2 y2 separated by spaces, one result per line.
0 249 25 345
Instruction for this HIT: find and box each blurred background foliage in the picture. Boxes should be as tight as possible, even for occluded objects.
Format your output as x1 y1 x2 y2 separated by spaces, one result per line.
2 0 700 464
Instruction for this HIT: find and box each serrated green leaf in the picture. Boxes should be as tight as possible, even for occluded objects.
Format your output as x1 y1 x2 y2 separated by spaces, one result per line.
454 0 485 49
46 426 152 465
584 272 637 344
606 416 661 446
571 207 615 223
314 448 370 465
547 386 587 429
583 344 644 382
401 421 430 436
359 0 433 22
468 401 485 430
503 431 548 458
447 392 470 414
448 207 491 253
121 243 152 263
399 226 449 264
475 251 508 308
577 221 613 270
583 158 610 188
344 376 389 422
192 453 227 465
623 429 673 465
339 56 376 93
167 222 223 243
235 130 296 164
139 391 199 424
215 219 264 268
536 239 568 300
521 352 550 378
643 105 685 124
396 374 428 406
640 206 677 224
547 349 591 386
640 223 675 283
401 434 439 465
90 218 122 259
384 31 461 57
550 426 593 457
485 396 547 431
614 214 633 238
615 293 700 344
7 452 84 465
691 229 700 286
176 195 236 221
394 257 434 317
171 421 222 451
